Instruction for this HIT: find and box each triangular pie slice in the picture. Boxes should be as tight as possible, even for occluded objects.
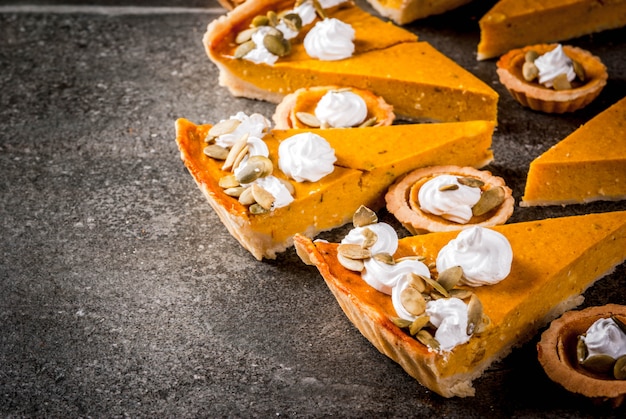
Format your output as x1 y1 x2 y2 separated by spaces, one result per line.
204 0 498 122
175 118 494 260
521 96 626 206
477 0 626 60
294 210 626 397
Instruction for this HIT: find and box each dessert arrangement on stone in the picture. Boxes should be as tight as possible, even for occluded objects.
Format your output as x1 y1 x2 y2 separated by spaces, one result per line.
173 0 626 401
496 43 608 113
521 96 626 207
385 165 514 234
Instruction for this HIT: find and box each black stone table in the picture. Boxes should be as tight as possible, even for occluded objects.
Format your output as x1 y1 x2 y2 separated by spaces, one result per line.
1 0 625 416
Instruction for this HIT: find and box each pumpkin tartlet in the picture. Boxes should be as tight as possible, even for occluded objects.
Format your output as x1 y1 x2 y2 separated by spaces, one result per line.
386 165 514 234
204 0 499 122
294 210 626 397
521 96 626 207
496 44 607 113
537 304 626 408
175 118 495 260
477 0 626 61
272 86 395 129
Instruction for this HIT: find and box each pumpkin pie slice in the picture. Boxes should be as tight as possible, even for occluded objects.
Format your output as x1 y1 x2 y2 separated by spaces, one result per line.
175 118 494 260
294 210 626 397
204 0 498 122
521 96 626 206
477 0 626 60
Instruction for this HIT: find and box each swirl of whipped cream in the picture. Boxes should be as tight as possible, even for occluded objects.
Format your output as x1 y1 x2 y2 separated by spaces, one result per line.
278 132 336 182
425 298 470 352
253 175 294 209
214 112 272 149
418 175 482 224
243 26 280 65
391 264 433 319
364 256 429 296
341 222 398 256
582 317 626 360
303 18 355 61
534 44 576 88
314 90 368 128
436 226 512 287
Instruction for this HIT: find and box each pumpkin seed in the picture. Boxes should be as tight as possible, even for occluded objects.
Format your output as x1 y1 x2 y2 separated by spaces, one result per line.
448 288 473 300
391 317 413 329
360 227 378 249
337 243 371 260
251 15 270 27
405 272 427 293
204 144 229 160
295 111 322 127
251 183 275 210
576 336 588 364
572 60 586 82
614 355 626 380
525 50 539 63
416 329 440 351
472 186 505 216
409 315 430 336
249 203 268 214
400 286 427 316
359 117 378 128
338 253 365 272
231 145 250 172
552 73 572 90
422 275 449 298
581 354 616 374
236 27 258 44
224 186 246 197
209 118 241 137
263 34 290 57
396 255 426 263
522 61 539 81
234 40 256 59
282 13 302 32
439 183 459 191
238 186 256 206
473 313 491 334
611 315 626 334
373 252 395 265
266 10 279 26
312 0 326 19
277 176 295 195
236 155 273 184
222 133 249 171
218 174 240 189
437 265 463 291
466 294 484 335
353 205 378 227
457 177 484 188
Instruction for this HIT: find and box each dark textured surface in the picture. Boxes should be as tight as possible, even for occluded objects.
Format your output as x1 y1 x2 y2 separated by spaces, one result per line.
1 0 625 417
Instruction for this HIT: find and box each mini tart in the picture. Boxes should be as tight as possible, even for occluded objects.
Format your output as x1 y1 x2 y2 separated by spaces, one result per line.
537 304 626 408
496 44 607 113
272 86 395 129
385 165 514 234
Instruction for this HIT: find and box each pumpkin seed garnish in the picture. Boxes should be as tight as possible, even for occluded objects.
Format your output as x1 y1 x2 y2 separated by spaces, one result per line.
209 118 241 137
472 186 505 216
373 252 395 265
581 354 616 374
222 133 249 171
282 13 302 32
263 33 291 57
522 61 539 82
338 253 365 272
576 336 588 363
437 265 463 291
234 40 256 59
614 355 626 380
439 183 459 192
400 286 427 316
251 14 270 27
251 183 275 210
236 155 273 184
611 315 626 334
218 174 240 189
236 27 258 44
552 73 572 90
360 227 378 248
249 203 269 214
353 205 378 227
223 186 246 197
312 0 326 19
572 59 586 82
204 144 230 160
466 294 484 335
238 186 256 206
422 275 449 298
295 111 322 128
338 243 371 260
391 317 413 329
416 329 440 351
525 50 539 63
457 177 484 188
409 315 430 336
405 272 427 293
448 288 473 300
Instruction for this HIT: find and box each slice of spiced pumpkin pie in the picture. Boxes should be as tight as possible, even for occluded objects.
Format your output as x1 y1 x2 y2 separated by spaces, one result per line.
294 210 626 397
175 115 494 260
204 0 498 122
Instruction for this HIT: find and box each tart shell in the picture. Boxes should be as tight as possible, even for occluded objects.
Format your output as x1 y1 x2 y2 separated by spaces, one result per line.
496 44 607 114
385 165 514 234
537 304 626 408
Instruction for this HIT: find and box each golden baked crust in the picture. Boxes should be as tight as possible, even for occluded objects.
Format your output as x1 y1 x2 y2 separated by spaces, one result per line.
385 165 514 234
272 86 395 129
538 304 626 408
363 0 473 25
496 44 607 113
294 210 626 397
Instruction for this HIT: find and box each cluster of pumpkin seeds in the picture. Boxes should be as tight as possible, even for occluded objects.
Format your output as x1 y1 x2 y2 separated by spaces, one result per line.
337 206 491 351
421 176 506 217
522 49 586 90
234 0 326 59
204 119 289 214
577 315 626 380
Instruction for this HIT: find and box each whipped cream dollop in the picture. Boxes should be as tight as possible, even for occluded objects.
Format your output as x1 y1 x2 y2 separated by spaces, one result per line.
534 44 576 88
315 90 368 128
214 112 272 149
436 226 512 287
418 175 482 224
341 222 398 255
278 132 336 182
426 298 470 352
582 317 626 360
304 18 355 61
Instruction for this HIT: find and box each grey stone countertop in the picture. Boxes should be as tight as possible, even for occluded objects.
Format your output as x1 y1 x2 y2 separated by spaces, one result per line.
1 0 625 417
